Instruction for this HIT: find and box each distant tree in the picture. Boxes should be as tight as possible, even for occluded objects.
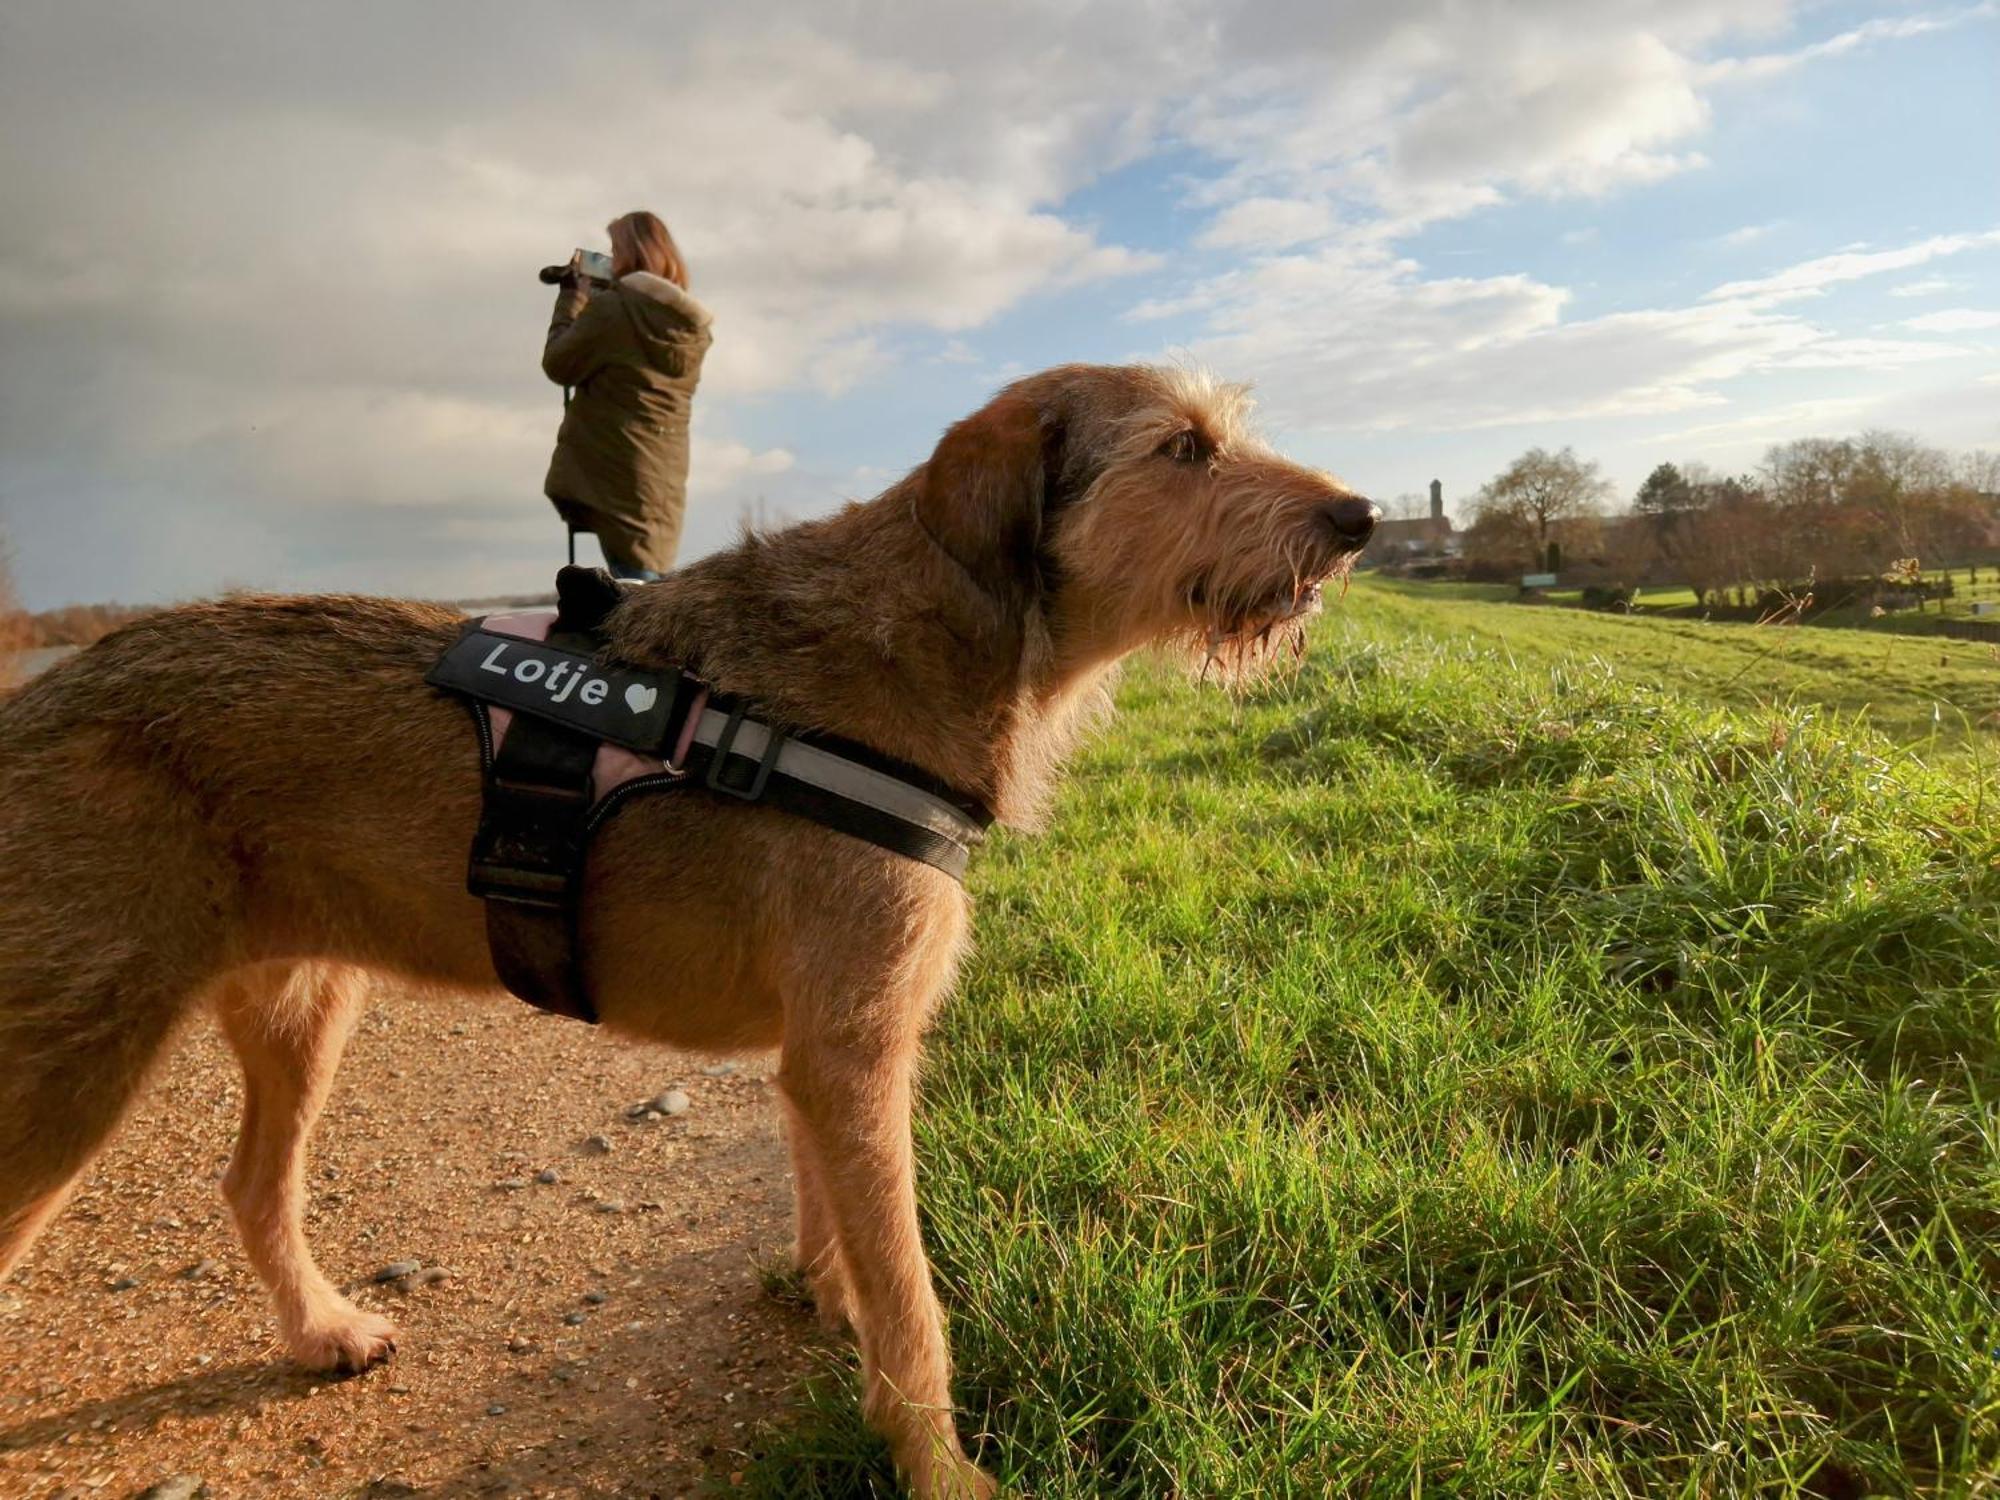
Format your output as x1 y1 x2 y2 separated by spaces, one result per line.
1614 432 1997 605
1633 462 1696 520
1956 449 2000 495
1472 446 1612 553
1680 477 1774 606
1459 504 1541 580
1762 437 1859 510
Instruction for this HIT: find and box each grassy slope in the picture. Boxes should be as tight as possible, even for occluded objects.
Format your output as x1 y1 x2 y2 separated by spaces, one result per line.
742 583 2000 1498
1366 579 2000 758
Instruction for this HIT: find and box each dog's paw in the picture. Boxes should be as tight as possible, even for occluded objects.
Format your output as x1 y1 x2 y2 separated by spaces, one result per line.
909 1455 999 1500
287 1307 400 1375
806 1272 857 1335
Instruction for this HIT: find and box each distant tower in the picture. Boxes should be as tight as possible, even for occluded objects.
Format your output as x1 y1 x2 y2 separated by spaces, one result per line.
1428 478 1443 523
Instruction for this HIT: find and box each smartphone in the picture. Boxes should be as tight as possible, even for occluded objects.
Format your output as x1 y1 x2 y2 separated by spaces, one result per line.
574 249 615 284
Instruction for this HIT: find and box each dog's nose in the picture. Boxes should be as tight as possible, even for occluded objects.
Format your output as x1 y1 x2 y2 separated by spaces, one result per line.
1319 495 1380 546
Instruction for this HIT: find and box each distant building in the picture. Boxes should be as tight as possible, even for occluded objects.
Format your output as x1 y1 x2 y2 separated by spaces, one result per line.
1369 478 1458 561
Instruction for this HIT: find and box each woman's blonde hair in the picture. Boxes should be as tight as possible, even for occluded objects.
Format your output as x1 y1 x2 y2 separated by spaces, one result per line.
608 211 688 289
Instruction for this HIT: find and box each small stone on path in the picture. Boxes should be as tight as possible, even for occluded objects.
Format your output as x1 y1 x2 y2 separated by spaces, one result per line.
654 1089 691 1116
133 1478 205 1500
371 1260 421 1283
536 1167 561 1184
582 1134 612 1154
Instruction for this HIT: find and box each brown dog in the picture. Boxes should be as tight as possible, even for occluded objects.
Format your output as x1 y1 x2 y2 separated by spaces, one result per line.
0 363 1374 1498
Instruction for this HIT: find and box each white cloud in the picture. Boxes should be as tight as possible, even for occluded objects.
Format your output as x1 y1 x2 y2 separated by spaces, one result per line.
1168 9 1780 248
1651 396 1879 450
1702 230 2000 305
1642 374 2000 480
1700 3 1997 83
1715 222 1779 247
1135 243 1970 440
0 0 1985 606
1389 32 1708 199
1197 197 1341 251
1888 277 1964 297
1769 335 1970 368
1903 309 2000 332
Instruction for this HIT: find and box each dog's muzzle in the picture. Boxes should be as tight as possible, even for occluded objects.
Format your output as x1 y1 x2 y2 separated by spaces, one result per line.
1319 496 1380 551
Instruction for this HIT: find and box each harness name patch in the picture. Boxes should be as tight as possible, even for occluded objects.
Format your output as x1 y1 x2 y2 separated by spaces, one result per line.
427 628 684 752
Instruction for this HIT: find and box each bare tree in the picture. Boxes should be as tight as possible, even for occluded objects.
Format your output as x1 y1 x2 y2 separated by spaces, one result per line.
1955 449 2000 495
1459 503 1542 579
1472 446 1612 563
1762 437 1859 510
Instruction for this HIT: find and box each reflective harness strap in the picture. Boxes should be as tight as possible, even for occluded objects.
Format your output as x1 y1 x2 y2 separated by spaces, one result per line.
432 566 991 1025
672 707 982 879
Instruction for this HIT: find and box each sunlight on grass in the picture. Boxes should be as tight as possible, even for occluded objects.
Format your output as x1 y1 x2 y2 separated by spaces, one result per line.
738 583 2000 1498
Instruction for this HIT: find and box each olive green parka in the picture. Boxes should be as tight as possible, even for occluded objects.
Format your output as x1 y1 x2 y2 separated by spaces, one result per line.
542 271 712 573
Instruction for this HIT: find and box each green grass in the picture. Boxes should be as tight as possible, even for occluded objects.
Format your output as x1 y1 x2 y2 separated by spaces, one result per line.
1931 570 2000 625
734 582 2000 1498
1363 579 2000 758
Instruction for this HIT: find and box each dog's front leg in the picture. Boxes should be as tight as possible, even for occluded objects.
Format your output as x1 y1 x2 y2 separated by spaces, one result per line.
780 1102 858 1333
214 962 398 1375
778 1030 995 1500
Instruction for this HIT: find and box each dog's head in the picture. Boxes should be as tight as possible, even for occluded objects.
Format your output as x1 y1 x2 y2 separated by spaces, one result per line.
914 363 1376 677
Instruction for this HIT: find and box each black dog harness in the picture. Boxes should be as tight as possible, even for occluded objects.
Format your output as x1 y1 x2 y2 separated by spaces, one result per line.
426 567 991 1024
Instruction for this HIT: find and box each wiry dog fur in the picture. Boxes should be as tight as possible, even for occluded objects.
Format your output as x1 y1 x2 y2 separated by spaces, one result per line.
0 363 1374 1498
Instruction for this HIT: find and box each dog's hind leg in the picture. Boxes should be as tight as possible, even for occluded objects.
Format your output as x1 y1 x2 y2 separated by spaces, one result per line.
0 731 241 1282
0 976 197 1282
213 961 396 1375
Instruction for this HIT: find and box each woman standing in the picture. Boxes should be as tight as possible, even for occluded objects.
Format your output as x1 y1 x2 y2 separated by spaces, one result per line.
542 211 712 581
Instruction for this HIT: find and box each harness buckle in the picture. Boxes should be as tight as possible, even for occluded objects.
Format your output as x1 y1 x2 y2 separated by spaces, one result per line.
705 704 786 802
467 859 570 908
469 773 592 909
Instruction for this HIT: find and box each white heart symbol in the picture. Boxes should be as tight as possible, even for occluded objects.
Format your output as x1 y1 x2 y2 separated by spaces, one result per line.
624 683 658 714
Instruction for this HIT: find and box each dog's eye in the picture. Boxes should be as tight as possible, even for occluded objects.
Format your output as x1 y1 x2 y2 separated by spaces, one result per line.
1162 430 1204 464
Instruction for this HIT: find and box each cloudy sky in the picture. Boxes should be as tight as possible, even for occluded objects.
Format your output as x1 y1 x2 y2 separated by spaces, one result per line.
1 0 1995 609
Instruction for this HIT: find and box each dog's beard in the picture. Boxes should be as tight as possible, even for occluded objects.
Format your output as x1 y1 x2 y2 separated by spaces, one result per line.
1177 551 1356 684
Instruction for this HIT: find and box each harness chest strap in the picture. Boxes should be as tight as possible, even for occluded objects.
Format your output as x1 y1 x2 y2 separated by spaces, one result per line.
425 573 991 1023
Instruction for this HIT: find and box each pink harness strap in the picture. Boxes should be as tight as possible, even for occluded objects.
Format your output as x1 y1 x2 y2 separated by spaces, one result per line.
482 612 705 795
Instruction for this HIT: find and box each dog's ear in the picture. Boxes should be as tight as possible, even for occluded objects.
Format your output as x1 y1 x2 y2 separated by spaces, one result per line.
917 392 1069 608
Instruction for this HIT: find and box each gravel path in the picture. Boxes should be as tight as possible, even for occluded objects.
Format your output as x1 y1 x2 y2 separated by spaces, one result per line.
0 989 818 1498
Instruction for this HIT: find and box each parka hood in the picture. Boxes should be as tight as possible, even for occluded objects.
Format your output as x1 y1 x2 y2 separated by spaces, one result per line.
618 272 713 330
